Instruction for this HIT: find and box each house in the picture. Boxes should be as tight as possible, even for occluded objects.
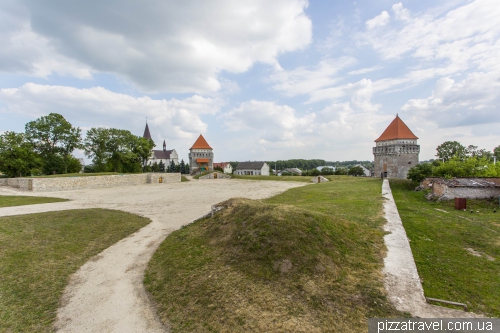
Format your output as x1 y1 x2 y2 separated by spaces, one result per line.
213 162 233 174
354 164 371 177
373 115 420 179
283 167 302 175
143 123 179 168
189 134 213 174
316 166 336 172
422 178 500 201
234 161 270 176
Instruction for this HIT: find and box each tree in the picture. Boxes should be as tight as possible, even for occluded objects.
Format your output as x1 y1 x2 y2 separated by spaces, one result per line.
159 160 165 172
179 159 186 174
84 127 109 172
0 132 42 177
320 167 334 175
348 166 365 176
185 163 190 174
334 167 348 175
310 169 320 176
25 113 82 174
435 141 467 161
494 145 500 159
169 160 176 173
407 162 433 183
151 162 160 172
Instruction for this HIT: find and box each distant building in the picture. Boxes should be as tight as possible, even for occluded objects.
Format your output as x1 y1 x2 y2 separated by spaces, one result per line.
143 123 179 167
316 166 336 172
235 162 270 176
283 167 302 175
213 162 233 174
422 178 500 201
354 164 371 177
373 115 419 179
189 134 213 174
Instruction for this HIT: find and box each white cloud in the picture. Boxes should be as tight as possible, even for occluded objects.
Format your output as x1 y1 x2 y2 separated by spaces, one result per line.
0 0 312 94
270 57 356 96
365 11 390 29
0 83 223 143
391 3 410 22
347 66 382 75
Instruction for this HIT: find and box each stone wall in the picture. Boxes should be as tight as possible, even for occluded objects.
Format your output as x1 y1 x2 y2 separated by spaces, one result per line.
198 172 231 179
374 152 419 179
0 173 180 192
435 186 500 201
311 176 329 183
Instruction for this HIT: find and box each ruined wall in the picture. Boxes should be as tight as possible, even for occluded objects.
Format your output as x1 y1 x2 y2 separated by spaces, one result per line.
0 173 180 192
435 186 500 201
311 176 329 183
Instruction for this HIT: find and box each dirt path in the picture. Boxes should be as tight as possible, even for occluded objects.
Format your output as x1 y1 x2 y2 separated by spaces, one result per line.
381 179 483 318
0 179 305 332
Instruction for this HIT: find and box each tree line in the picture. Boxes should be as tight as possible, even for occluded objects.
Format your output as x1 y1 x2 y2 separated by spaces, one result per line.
0 113 165 177
407 141 500 182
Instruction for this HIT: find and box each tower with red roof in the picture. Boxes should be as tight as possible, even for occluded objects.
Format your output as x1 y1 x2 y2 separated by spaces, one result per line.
188 134 213 174
373 115 420 179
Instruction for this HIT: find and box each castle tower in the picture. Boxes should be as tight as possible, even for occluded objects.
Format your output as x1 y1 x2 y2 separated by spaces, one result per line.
189 134 213 174
373 115 420 179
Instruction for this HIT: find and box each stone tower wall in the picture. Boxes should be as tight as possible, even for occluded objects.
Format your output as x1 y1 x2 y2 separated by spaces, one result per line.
189 149 214 173
373 143 419 179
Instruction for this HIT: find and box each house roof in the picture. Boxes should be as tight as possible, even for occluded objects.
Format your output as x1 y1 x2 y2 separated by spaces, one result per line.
213 162 230 168
143 123 152 140
190 134 212 149
153 150 173 159
236 161 266 170
375 115 418 142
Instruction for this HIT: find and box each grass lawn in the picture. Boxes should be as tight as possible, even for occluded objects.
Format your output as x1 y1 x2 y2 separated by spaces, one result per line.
390 180 500 317
145 177 407 332
0 209 151 332
0 196 68 208
181 176 190 182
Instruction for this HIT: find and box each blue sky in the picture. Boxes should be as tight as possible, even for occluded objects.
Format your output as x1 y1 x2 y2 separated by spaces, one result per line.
1 0 499 163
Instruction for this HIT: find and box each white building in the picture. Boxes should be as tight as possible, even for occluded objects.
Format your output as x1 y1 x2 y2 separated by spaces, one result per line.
354 164 372 177
213 162 233 174
234 162 270 176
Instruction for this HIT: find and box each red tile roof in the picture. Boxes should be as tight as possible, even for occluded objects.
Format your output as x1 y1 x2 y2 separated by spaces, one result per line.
375 115 418 142
190 134 212 149
213 162 229 168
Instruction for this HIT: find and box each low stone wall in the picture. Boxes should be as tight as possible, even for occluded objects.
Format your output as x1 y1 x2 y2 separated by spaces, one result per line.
438 186 500 201
0 173 180 192
199 172 231 179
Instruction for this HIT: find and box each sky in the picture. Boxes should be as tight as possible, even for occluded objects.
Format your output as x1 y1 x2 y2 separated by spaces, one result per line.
0 0 499 163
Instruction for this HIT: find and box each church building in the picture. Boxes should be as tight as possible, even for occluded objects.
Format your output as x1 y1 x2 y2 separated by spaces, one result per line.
143 123 179 168
373 115 420 179
189 134 213 174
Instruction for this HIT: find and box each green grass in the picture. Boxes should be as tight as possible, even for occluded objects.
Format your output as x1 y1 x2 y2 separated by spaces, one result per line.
0 209 151 332
145 177 406 332
0 196 68 208
181 176 190 182
390 179 500 316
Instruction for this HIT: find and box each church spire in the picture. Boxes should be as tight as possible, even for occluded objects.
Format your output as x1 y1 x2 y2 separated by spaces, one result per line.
143 122 152 140
163 139 166 151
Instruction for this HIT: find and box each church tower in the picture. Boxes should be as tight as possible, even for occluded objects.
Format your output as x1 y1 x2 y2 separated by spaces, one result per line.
373 115 419 179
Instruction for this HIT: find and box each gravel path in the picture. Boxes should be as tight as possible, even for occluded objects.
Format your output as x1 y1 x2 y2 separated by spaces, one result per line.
0 179 305 332
381 179 483 318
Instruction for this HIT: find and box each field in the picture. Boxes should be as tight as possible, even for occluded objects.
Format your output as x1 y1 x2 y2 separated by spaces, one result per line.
0 209 151 332
0 195 67 208
390 180 500 317
145 177 407 332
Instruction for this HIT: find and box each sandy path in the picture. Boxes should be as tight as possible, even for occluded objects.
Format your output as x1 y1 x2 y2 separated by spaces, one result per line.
0 179 305 332
381 179 483 318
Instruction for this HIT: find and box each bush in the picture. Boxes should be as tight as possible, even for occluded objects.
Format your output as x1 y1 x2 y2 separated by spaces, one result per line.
407 163 433 183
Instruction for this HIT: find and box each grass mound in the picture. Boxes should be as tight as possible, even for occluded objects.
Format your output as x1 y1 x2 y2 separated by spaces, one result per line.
0 195 67 208
0 209 150 332
391 179 500 316
145 196 404 332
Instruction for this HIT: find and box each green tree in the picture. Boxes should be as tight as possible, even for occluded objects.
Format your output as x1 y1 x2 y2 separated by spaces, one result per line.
348 166 365 176
334 167 348 175
435 141 467 161
407 162 433 183
185 163 190 174
84 127 109 172
494 145 500 159
151 162 160 172
320 167 334 175
159 160 165 172
169 160 176 173
179 159 186 174
25 113 82 174
0 132 42 177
